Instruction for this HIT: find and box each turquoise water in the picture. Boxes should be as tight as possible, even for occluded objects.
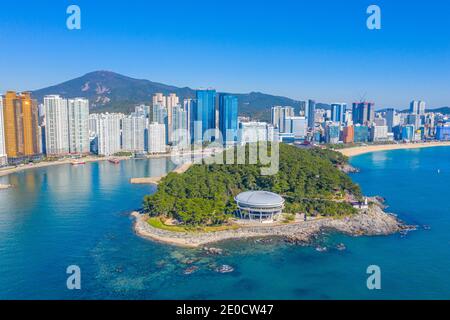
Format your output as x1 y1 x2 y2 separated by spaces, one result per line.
0 148 450 299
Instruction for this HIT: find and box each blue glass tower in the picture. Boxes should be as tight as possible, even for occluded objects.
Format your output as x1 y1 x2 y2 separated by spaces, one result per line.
219 95 238 144
193 89 216 143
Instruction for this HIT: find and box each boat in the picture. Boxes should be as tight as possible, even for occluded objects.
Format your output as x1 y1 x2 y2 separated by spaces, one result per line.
336 243 346 251
109 159 120 164
315 246 328 252
71 161 86 166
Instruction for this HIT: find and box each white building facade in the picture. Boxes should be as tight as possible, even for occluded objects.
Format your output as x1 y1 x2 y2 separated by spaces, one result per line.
44 95 69 156
68 98 90 154
122 115 146 153
148 122 167 153
98 113 123 156
238 122 272 145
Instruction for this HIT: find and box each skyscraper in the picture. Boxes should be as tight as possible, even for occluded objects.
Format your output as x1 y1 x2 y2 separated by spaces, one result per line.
152 93 167 108
352 102 375 125
171 105 188 147
2 91 40 161
148 122 166 153
385 108 395 132
183 98 196 142
270 106 294 133
97 113 123 156
219 95 238 144
68 98 90 154
306 100 316 128
44 95 69 156
166 93 179 143
122 115 146 153
330 103 347 123
193 89 216 143
0 96 7 165
410 100 426 116
150 104 167 125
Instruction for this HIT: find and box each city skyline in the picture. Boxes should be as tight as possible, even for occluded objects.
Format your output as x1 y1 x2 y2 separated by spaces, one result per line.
1 0 450 108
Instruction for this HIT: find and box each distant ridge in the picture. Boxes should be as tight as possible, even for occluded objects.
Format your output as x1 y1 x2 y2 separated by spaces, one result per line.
31 71 307 121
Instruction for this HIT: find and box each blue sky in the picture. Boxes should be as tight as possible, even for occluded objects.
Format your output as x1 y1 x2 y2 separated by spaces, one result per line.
0 0 449 108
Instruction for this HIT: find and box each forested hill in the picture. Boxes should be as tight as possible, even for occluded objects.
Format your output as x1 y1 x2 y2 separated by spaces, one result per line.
143 144 361 226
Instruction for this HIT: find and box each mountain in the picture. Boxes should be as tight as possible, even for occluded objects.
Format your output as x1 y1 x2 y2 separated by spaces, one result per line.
394 107 450 114
427 107 450 114
31 71 304 121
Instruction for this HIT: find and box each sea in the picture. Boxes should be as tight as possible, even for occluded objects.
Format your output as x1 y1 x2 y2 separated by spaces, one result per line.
1 147 450 299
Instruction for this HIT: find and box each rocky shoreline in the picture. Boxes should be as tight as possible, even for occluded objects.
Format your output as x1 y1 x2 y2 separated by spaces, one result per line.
132 204 411 248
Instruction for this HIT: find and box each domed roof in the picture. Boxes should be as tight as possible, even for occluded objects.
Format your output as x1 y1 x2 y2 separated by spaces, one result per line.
235 191 284 208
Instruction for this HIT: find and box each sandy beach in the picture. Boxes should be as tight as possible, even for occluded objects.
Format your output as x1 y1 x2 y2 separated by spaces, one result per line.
338 141 450 157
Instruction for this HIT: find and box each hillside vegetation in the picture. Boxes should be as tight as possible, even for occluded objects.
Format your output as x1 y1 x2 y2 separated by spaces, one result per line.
143 144 361 226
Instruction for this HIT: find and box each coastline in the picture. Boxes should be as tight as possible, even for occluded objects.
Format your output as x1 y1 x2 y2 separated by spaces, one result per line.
338 141 450 157
132 205 409 248
0 155 136 178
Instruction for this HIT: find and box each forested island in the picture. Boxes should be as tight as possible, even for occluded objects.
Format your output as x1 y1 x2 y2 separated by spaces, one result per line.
143 144 362 227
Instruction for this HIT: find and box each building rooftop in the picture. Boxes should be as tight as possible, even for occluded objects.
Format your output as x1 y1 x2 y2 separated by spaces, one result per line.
235 191 284 208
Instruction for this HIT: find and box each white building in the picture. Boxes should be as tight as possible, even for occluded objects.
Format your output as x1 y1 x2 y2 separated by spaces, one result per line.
122 115 146 153
286 116 307 139
68 98 90 154
271 106 294 133
238 121 272 145
0 96 7 166
152 93 167 108
44 95 69 156
371 125 389 142
98 113 123 156
88 114 101 136
148 122 167 154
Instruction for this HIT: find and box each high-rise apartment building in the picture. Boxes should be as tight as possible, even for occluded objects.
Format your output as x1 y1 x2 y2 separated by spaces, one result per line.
352 102 375 125
122 115 146 153
306 100 316 128
171 105 188 147
148 122 166 153
166 93 179 143
219 95 238 144
331 103 347 123
152 93 167 108
44 95 69 156
98 113 123 156
270 106 294 133
342 125 354 143
0 96 7 165
410 100 426 116
193 89 216 143
68 98 90 154
2 91 40 162
183 98 196 142
238 122 273 145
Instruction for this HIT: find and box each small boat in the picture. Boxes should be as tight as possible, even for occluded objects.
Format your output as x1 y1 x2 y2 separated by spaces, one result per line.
71 161 86 166
336 243 346 251
215 265 234 273
315 246 328 252
109 159 120 164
